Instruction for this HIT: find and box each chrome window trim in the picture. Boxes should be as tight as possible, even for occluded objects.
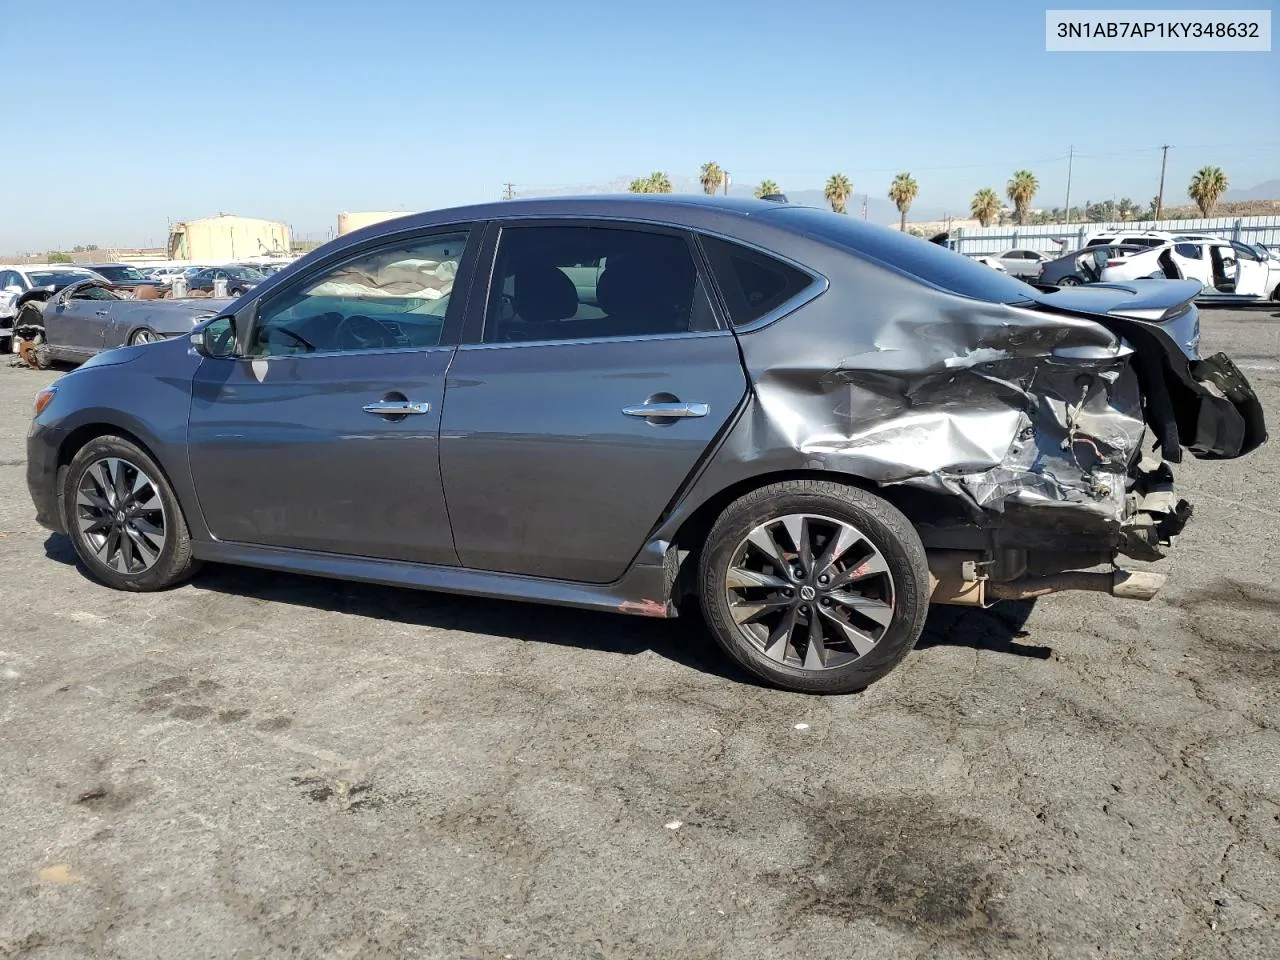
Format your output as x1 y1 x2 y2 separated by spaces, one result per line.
473 214 830 343
459 328 734 351
235 342 458 362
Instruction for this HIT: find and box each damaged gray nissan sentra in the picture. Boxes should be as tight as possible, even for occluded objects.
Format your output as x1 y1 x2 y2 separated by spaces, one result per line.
25 195 1267 693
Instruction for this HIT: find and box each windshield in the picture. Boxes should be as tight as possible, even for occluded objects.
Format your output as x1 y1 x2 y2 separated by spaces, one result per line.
225 266 265 281
27 270 100 287
766 206 1038 303
92 265 150 282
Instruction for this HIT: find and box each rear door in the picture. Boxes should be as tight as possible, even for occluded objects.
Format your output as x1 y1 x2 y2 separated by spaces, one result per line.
438 220 748 583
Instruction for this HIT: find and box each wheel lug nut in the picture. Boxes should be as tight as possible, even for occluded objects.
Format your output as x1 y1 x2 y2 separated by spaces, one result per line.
818 574 829 584
821 598 831 607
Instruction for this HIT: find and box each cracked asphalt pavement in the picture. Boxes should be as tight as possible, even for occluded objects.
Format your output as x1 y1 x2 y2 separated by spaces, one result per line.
1 307 1277 959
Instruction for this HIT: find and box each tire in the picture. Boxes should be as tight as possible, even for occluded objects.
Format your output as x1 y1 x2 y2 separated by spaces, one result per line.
698 479 930 694
1057 275 1081 286
62 435 201 591
0 333 10 355
129 328 158 346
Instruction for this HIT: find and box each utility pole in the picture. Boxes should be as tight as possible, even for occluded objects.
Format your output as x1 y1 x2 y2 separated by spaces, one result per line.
861 194 868 220
502 182 515 201
1155 144 1170 220
1063 144 1073 225
723 172 730 196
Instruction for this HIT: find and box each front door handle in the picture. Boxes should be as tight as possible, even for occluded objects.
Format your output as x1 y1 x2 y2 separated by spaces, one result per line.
622 401 709 419
363 400 430 416
95 310 111 317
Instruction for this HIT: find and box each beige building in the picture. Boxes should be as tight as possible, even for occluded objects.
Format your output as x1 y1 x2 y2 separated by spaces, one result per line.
338 211 410 236
167 215 291 261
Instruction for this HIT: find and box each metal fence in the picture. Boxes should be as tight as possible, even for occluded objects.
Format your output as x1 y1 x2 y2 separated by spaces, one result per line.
951 215 1280 254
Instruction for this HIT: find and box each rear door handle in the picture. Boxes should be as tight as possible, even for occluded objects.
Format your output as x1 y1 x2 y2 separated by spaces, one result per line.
363 400 430 416
622 401 709 419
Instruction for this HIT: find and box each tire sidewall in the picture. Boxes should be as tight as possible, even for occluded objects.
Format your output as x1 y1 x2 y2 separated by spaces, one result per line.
63 437 190 591
699 483 930 694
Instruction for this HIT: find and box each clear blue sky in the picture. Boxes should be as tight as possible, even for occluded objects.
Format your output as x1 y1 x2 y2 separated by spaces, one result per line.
3 0 1275 251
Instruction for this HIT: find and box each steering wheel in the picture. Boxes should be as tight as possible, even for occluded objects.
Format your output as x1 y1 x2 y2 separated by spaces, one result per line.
335 314 397 351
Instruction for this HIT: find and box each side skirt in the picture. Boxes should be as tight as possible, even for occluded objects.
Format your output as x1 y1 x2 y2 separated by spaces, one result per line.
191 540 678 618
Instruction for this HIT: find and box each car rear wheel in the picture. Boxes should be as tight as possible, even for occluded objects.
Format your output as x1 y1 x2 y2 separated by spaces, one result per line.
1058 275 1081 286
698 479 930 694
63 435 201 592
129 328 158 345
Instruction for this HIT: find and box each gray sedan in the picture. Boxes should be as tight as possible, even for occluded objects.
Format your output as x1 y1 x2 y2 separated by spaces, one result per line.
25 195 1265 694
12 279 233 367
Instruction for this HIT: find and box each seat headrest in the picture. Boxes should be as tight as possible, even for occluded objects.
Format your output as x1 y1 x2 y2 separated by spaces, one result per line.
596 254 694 326
513 265 578 324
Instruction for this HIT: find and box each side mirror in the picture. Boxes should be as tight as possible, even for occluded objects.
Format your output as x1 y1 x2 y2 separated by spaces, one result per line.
191 315 237 359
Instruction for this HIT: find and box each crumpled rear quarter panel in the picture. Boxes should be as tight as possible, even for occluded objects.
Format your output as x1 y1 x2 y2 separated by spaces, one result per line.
677 260 1154 551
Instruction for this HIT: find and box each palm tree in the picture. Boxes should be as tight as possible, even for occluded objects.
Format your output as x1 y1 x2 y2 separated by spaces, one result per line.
1006 170 1038 225
970 188 1001 227
648 171 673 194
1188 166 1229 217
888 172 918 232
825 173 853 214
628 176 654 193
700 162 725 196
1117 197 1137 221
754 179 780 198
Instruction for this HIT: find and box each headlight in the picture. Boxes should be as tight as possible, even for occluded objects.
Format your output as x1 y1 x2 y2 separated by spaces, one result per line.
33 386 57 417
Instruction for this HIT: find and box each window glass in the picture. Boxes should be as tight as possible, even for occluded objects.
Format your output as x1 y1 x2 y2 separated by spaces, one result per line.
70 285 120 302
1174 243 1202 259
1085 238 1109 247
248 231 469 357
484 226 716 343
699 234 815 327
0 271 16 288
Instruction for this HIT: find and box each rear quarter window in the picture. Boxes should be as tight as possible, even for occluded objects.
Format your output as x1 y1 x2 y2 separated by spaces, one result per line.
699 235 815 327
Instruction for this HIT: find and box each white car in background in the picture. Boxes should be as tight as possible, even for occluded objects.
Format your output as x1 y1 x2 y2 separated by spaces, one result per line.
1084 230 1180 250
0 264 110 351
1099 238 1280 301
993 248 1055 278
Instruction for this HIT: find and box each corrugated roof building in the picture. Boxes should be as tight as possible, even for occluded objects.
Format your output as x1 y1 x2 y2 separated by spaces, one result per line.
167 215 291 261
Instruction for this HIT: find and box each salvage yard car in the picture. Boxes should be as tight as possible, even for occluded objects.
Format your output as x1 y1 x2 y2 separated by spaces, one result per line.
1 265 109 352
1037 244 1145 286
184 265 266 297
1098 238 1280 302
992 248 1054 279
11 279 232 367
25 195 1267 694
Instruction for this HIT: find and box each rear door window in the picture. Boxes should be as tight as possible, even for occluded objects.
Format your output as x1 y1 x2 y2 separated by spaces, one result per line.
698 235 816 327
483 225 718 343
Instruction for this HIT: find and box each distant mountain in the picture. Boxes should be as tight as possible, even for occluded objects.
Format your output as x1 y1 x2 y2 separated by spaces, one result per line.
1225 179 1280 201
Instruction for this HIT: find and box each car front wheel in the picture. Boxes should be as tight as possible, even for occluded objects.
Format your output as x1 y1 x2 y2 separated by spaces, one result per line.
63 435 201 591
698 479 930 694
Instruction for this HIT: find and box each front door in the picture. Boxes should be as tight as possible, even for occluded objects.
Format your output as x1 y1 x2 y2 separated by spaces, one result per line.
439 221 748 583
46 284 119 358
187 227 476 565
